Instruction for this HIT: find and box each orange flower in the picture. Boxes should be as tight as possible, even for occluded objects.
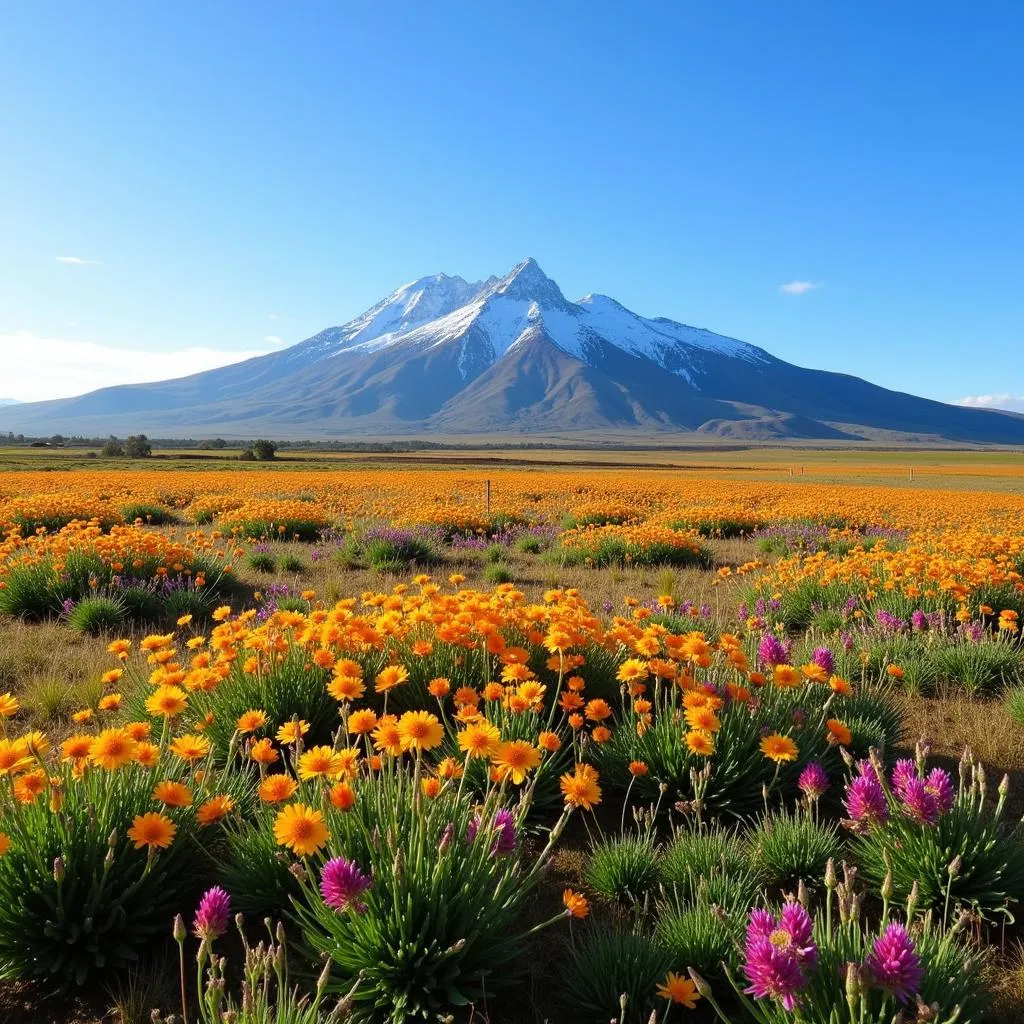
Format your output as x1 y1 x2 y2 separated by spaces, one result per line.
273 802 329 856
236 709 268 733
760 734 799 763
826 719 853 746
249 737 279 764
196 794 235 825
347 708 379 735
127 812 176 850
492 741 541 784
153 780 193 807
562 889 590 918
259 774 299 803
329 781 357 810
559 763 602 810
458 721 501 759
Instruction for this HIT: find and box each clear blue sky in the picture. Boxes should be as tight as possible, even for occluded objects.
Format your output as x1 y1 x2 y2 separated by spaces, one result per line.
1 1 1022 407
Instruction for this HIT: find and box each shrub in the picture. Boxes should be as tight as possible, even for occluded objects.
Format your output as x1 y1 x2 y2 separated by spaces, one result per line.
483 563 514 585
66 595 128 635
120 503 177 526
746 810 843 890
247 552 277 573
124 434 152 458
847 751 1024 923
655 900 738 991
484 543 506 564
931 637 1023 695
279 554 306 573
586 834 661 904
363 531 437 570
0 762 205 985
660 825 762 910
514 535 543 554
251 439 277 461
1005 685 1024 726
558 925 673 1024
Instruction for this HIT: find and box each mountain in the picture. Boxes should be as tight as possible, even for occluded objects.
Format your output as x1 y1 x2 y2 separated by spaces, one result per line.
0 399 20 407
4 258 1023 443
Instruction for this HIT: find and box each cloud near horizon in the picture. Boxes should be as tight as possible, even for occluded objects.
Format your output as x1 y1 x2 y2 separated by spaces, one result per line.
0 331 274 402
55 256 101 265
956 394 1024 414
779 280 822 295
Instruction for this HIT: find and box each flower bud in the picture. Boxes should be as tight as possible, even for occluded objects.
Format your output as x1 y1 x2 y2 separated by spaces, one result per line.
948 855 962 879
687 969 714 998
173 913 187 943
824 858 838 890
53 856 65 883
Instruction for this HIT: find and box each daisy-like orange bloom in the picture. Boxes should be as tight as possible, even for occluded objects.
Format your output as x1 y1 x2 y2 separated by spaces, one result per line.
347 709 379 735
99 694 123 711
276 720 310 745
559 763 602 809
0 739 32 776
437 756 464 780
169 734 211 762
61 735 93 762
0 833 9 856
492 741 541 785
685 731 714 756
886 665 905 680
397 711 444 753
457 721 501 759
328 781 357 810
127 812 176 850
107 639 132 657
21 731 50 757
14 770 47 804
826 719 853 746
135 742 160 768
259 774 299 803
196 794 235 825
562 889 590 919
421 777 441 798
0 693 19 718
800 663 828 684
537 730 562 752
616 659 649 683
455 686 482 707
298 745 346 780
236 709 268 733
760 734 799 763
628 760 649 777
427 677 451 698
772 665 800 688
153 780 193 807
89 728 139 771
372 715 403 756
145 685 188 718
328 674 366 702
249 737 279 764
684 706 721 734
829 675 853 696
374 665 409 693
274 802 330 856
657 973 701 1008
584 699 612 722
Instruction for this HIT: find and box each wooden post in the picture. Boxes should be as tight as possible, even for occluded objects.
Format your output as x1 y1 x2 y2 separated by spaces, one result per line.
910 466 914 482
485 479 491 516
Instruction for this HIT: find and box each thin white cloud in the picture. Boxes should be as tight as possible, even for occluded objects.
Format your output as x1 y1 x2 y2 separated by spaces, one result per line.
268 312 280 320
0 331 273 403
956 394 1024 414
264 335 284 345
55 256 100 266
779 280 822 296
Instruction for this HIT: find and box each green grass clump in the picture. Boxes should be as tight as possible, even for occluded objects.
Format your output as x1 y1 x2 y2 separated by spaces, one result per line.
585 835 661 904
120 502 178 525
66 596 128 635
747 810 843 890
483 563 514 585
247 552 277 573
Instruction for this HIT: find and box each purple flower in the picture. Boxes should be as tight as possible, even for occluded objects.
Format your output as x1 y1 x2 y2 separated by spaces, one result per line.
755 597 767 617
799 761 830 800
844 774 889 826
865 923 923 1004
743 902 817 1010
891 759 918 797
924 767 955 813
839 630 854 651
899 777 939 826
911 610 928 631
738 602 749 621
193 886 231 942
321 858 372 914
758 634 787 668
467 810 517 856
601 599 614 615
811 646 835 675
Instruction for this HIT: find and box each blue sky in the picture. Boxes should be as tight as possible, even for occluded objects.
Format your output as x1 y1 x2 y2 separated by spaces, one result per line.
1 1 1022 407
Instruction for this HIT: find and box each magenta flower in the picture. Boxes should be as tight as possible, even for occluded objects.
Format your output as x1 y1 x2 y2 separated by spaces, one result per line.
811 646 835 675
467 809 518 855
899 777 939 825
890 759 918 796
865 923 923 1004
758 633 787 668
924 767 955 813
193 886 231 942
844 774 889 826
321 857 372 914
743 902 817 1010
798 761 830 800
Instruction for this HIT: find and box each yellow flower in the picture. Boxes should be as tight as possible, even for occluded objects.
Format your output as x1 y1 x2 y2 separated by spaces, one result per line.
169 734 211 762
374 665 409 693
145 685 188 718
492 740 541 784
760 734 799 763
559 763 602 809
0 693 19 718
273 802 330 856
685 731 715 756
152 780 193 807
396 711 444 753
297 745 346 780
89 728 139 771
127 812 176 851
259 774 299 803
276 720 309 745
457 721 501 759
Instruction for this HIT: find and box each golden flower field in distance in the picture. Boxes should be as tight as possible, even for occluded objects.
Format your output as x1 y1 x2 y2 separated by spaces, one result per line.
2 450 1024 1024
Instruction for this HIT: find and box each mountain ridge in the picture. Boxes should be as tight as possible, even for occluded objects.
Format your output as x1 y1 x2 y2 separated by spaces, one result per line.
4 258 1023 443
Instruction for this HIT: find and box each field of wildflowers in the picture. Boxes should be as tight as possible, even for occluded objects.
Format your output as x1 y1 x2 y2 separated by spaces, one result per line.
1 459 1024 1023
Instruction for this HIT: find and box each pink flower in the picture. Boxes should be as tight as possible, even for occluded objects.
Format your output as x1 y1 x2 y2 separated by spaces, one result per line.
743 902 817 1010
844 774 888 826
193 886 231 942
798 761 829 800
865 923 923 1004
321 857 372 914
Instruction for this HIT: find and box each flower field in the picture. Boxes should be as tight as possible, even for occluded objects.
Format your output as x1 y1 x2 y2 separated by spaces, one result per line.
2 460 1024 1023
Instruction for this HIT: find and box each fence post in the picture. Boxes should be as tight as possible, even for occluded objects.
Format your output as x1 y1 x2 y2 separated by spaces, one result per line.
485 479 491 516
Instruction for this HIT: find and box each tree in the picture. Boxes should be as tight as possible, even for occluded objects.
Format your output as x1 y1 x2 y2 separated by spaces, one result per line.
251 439 277 461
100 438 124 457
125 434 152 458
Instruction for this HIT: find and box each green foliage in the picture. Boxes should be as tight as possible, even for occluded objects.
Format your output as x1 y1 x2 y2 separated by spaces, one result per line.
219 817 300 919
0 764 204 986
655 900 738 990
659 825 762 910
279 554 306 573
484 543 506 564
124 434 152 458
120 503 177 525
66 595 128 635
364 536 437 571
747 810 842 890
931 637 1023 695
558 924 673 1024
585 834 661 904
514 534 544 554
1004 685 1024 726
247 553 278 573
482 562 514 585
292 768 558 1023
